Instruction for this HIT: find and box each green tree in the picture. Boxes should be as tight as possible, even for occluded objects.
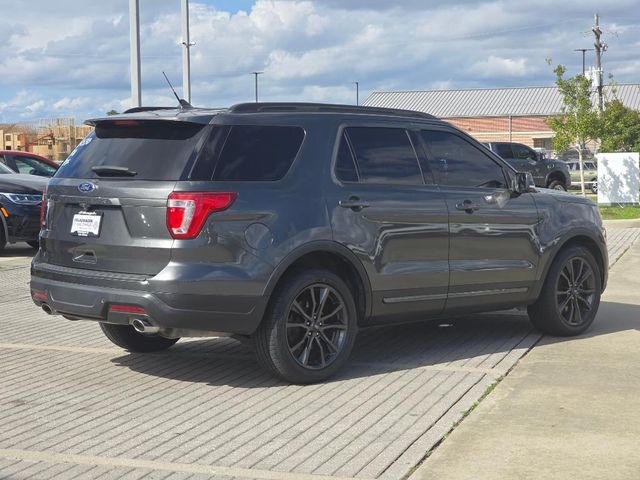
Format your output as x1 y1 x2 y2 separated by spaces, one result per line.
600 98 640 152
546 65 599 196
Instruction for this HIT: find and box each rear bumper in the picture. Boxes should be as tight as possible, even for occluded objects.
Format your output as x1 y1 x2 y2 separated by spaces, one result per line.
30 263 269 335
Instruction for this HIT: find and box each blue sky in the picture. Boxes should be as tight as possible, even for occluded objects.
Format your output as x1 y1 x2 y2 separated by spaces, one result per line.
0 0 638 123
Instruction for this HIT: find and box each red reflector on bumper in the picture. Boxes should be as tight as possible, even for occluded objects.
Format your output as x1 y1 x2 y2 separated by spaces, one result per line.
109 305 147 314
33 291 48 301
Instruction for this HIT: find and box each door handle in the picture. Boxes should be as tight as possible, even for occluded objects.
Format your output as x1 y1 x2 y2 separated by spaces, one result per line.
455 199 480 213
339 197 370 211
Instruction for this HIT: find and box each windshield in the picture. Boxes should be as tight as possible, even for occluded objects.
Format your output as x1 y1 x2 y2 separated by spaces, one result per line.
0 162 14 174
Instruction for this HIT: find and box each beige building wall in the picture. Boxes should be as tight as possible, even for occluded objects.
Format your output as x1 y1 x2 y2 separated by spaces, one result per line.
1 130 25 151
445 115 554 149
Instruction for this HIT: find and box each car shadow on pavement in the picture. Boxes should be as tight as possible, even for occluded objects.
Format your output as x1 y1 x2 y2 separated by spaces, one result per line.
0 243 37 257
109 311 538 388
541 300 640 346
109 301 638 388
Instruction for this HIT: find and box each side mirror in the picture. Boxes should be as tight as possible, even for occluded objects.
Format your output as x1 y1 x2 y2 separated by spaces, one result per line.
512 172 535 194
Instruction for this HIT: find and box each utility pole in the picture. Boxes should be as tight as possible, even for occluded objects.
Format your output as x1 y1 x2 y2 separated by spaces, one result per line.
251 72 263 102
592 13 606 113
181 0 195 103
353 81 359 106
574 48 593 76
129 0 141 107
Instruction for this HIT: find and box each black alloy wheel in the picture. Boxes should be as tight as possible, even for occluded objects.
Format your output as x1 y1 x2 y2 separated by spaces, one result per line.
528 245 601 336
286 283 348 370
254 269 358 384
556 256 597 327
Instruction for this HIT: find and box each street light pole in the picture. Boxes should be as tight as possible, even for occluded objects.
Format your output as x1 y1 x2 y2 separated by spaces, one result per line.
129 0 141 107
353 81 359 106
251 71 264 103
574 48 593 76
181 0 195 103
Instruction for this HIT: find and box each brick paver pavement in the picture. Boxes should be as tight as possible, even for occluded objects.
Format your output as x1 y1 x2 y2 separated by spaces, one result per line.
0 229 637 480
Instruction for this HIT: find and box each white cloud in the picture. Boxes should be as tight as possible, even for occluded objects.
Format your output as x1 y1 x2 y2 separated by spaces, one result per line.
25 100 45 114
0 0 638 121
52 97 93 111
470 56 530 78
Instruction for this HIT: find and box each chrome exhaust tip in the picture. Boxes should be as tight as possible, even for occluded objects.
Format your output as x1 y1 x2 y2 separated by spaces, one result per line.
41 304 55 315
130 318 159 334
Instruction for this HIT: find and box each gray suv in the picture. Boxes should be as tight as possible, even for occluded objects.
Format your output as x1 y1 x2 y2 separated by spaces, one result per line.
484 142 571 191
31 103 607 383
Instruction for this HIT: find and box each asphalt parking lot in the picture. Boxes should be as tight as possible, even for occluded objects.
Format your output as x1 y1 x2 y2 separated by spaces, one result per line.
1 228 638 480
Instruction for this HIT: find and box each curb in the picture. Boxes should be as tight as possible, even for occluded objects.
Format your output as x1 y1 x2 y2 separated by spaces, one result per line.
603 219 640 228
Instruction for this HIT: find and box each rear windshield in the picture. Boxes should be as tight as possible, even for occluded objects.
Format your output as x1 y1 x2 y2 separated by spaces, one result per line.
56 121 207 180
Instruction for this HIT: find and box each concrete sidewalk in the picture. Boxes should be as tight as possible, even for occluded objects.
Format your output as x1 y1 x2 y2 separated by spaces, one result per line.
411 242 640 479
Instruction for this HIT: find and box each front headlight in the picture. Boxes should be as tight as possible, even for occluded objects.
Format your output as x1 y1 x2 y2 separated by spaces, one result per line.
0 193 42 205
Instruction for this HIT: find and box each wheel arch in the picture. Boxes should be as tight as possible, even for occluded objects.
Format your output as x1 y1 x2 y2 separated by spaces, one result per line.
263 241 372 325
532 230 608 299
545 169 570 188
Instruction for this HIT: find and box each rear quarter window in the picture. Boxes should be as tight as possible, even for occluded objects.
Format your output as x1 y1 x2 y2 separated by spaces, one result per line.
211 125 305 181
56 121 207 181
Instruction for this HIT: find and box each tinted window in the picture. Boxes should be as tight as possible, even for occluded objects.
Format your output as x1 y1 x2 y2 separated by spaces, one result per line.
56 122 207 180
512 143 535 160
213 125 304 181
346 127 422 185
334 133 358 182
495 143 513 159
421 130 507 188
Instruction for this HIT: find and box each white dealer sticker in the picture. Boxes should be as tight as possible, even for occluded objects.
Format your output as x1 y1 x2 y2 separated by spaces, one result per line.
70 212 102 237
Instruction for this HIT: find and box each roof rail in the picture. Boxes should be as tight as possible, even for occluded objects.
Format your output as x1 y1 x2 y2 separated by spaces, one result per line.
123 106 177 114
228 102 436 120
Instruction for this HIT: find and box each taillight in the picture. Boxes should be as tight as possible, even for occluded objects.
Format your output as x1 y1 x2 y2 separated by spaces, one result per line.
166 192 237 239
39 186 47 227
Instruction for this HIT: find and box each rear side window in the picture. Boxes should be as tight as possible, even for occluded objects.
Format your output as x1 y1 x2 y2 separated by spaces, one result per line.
212 125 304 181
345 127 423 185
56 121 207 180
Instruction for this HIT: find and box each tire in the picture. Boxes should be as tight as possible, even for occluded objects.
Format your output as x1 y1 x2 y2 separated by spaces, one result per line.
528 245 601 336
99 322 179 352
591 183 598 194
547 180 567 191
27 240 40 249
254 269 358 384
0 228 5 252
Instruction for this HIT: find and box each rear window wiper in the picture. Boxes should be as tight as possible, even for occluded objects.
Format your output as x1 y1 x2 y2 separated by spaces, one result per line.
91 166 138 177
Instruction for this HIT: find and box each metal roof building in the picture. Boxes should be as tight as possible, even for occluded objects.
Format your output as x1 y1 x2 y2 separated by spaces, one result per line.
364 84 640 118
363 84 640 149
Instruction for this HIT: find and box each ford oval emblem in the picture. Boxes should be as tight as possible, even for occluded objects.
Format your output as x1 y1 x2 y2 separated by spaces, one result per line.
78 182 96 193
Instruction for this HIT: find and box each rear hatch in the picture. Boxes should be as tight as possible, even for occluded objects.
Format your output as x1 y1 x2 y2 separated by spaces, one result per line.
42 118 209 276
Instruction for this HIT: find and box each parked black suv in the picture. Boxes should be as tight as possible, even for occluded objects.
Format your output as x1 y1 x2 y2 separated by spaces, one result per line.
31 103 607 383
484 142 571 190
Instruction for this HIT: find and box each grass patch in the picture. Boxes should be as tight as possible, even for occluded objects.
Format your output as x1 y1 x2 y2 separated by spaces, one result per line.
598 205 640 220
